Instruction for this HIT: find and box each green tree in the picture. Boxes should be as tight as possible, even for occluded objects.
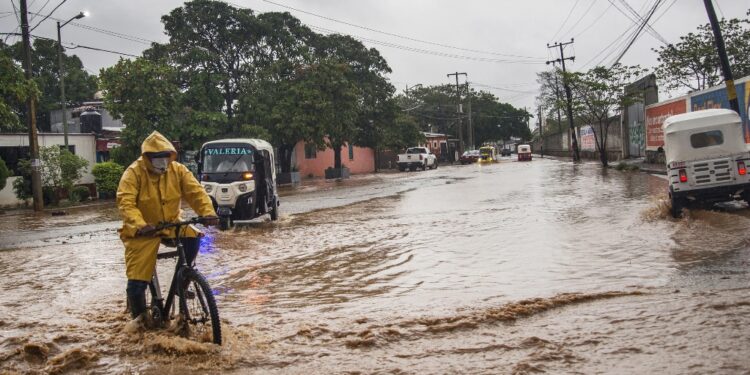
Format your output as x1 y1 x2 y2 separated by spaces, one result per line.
92 161 125 196
236 12 317 173
4 39 97 130
39 146 89 192
0 157 10 191
158 0 261 129
569 64 647 167
13 147 88 203
653 16 750 92
99 58 181 157
0 47 39 132
295 60 360 169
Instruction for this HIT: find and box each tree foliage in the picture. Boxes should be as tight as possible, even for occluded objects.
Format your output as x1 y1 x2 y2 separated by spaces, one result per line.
396 84 531 148
569 64 647 167
92 161 125 195
3 39 97 130
99 58 181 158
653 16 750 92
0 48 38 132
0 157 10 191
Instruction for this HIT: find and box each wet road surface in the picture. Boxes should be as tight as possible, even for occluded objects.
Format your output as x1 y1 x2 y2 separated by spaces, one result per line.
2 157 750 374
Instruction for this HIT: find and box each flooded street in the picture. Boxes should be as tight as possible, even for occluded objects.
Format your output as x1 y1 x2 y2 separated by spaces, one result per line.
2 157 750 374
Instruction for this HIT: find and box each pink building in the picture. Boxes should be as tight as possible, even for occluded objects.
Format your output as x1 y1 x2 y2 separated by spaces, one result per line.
293 140 375 178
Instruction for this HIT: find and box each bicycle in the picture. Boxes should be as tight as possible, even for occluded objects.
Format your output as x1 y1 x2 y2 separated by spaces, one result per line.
145 217 222 345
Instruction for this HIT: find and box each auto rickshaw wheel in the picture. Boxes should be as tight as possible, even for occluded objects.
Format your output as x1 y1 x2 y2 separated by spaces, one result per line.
670 196 685 219
219 216 232 230
270 199 279 221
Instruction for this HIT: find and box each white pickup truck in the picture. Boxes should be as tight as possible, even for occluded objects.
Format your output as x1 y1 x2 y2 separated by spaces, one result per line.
397 147 438 171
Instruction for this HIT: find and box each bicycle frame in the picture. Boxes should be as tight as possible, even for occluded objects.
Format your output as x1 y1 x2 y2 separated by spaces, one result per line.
148 222 194 325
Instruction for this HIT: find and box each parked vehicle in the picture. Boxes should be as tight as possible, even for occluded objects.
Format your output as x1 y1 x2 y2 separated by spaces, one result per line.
397 147 438 171
663 109 750 218
478 145 497 163
198 139 280 229
460 150 480 164
517 144 532 161
500 147 512 157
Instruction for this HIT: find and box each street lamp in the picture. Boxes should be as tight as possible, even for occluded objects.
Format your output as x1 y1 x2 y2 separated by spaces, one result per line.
57 11 86 148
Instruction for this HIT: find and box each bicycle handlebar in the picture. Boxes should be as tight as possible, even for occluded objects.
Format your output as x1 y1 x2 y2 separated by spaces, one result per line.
140 216 212 236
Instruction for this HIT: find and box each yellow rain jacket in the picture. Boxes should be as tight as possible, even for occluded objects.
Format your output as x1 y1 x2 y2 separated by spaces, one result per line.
117 131 216 281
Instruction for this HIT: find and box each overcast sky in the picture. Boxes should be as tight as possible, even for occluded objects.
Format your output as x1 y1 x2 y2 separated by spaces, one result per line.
2 0 749 112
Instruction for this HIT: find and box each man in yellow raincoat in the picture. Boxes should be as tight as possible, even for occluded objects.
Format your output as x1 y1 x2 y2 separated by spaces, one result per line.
117 131 218 323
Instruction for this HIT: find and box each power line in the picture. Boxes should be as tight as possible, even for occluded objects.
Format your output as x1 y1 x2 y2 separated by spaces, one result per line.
0 32 140 57
574 3 613 38
309 25 547 65
470 82 537 94
559 0 597 40
29 0 68 32
609 0 663 66
247 0 545 60
27 11 157 44
549 0 581 42
613 0 669 45
29 0 52 23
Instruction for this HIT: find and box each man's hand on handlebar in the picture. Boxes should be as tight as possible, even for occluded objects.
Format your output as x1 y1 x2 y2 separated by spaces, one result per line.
201 216 220 226
136 224 158 237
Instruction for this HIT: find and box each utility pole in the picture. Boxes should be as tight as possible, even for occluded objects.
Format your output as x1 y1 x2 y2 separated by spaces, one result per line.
465 81 473 150
447 72 467 154
547 39 580 162
703 0 739 113
20 0 44 211
538 106 544 158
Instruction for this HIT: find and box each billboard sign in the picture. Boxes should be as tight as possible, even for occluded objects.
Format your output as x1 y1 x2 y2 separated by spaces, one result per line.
645 97 688 151
689 79 750 143
579 126 596 151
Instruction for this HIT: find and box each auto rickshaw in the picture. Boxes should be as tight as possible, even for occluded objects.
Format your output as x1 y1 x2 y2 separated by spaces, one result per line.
478 145 497 163
517 144 532 161
197 138 280 230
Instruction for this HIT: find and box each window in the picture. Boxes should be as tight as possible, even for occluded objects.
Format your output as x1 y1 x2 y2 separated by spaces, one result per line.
690 130 724 148
433 141 437 149
0 146 30 175
304 143 317 159
348 144 354 160
59 145 75 154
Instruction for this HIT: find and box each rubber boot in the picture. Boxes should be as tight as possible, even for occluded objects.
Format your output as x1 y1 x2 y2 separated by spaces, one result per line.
128 292 147 319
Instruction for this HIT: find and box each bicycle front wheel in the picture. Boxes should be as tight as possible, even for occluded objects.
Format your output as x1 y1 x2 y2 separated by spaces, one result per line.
178 269 222 345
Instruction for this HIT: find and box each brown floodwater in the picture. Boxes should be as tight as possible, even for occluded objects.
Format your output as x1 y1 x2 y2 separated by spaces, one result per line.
2 157 750 374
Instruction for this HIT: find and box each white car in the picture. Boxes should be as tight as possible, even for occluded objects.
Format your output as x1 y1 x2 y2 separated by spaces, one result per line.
664 109 750 218
397 147 438 171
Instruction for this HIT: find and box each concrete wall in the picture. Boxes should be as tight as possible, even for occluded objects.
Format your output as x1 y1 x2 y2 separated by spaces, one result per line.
535 122 623 162
293 140 375 178
0 176 23 207
0 133 96 184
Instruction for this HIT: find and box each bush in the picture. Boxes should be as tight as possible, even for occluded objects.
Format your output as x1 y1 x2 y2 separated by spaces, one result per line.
92 162 125 196
109 146 140 167
12 159 32 200
0 157 9 191
70 186 91 202
614 162 639 171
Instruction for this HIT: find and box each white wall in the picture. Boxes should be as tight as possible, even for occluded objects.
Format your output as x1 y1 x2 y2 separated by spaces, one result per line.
0 133 97 184
0 176 25 207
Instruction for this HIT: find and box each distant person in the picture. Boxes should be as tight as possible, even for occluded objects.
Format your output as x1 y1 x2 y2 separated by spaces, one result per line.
116 131 218 330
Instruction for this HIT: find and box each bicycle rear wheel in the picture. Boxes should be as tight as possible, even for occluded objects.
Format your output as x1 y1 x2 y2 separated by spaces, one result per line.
178 269 222 345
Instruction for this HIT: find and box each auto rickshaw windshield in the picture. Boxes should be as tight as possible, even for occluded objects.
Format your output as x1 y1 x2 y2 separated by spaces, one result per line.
202 147 255 173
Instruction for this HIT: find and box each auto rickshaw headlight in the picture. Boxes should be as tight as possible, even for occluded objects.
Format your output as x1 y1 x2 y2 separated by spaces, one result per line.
204 184 213 193
243 172 253 180
238 184 247 192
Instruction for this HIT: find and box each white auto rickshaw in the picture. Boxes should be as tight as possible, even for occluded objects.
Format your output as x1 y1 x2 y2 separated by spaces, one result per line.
198 139 280 229
517 144 532 161
664 109 750 218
